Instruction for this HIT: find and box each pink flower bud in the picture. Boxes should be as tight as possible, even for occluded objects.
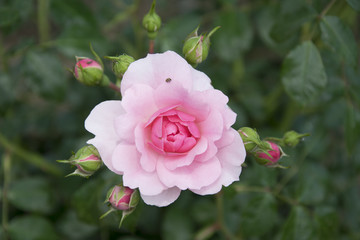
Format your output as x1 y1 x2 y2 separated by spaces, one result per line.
255 141 282 165
106 185 139 211
74 58 104 86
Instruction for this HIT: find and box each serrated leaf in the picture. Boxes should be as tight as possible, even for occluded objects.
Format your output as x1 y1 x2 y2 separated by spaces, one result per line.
320 16 358 67
282 41 327 103
8 177 55 214
279 206 316 240
8 215 59 240
346 0 360 11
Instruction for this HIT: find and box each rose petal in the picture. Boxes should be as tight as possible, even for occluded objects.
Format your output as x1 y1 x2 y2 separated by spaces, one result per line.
112 144 166 195
163 137 208 170
141 187 181 207
85 100 124 174
191 129 246 195
217 129 246 166
157 156 222 190
191 68 213 91
135 125 158 172
195 140 218 162
198 110 224 141
121 84 158 119
122 51 193 94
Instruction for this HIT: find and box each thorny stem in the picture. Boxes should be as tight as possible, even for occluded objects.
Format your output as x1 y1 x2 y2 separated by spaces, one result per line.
149 39 155 54
2 153 11 240
215 192 241 240
109 82 121 92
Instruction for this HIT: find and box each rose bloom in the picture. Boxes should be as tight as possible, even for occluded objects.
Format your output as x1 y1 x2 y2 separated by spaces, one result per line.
85 51 246 207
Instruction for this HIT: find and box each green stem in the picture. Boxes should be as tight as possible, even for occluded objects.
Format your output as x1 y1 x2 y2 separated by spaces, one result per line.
0 35 7 72
37 0 50 43
234 184 300 207
215 192 240 240
0 132 61 176
279 101 298 132
319 0 337 19
2 153 11 240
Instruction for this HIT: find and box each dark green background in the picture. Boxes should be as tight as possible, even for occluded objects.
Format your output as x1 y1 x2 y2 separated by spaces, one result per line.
0 0 359 239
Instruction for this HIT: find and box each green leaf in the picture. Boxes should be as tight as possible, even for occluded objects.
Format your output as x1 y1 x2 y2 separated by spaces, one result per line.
314 207 339 240
270 5 317 43
8 177 55 214
346 0 360 11
279 206 316 240
256 6 299 54
191 198 217 225
281 41 327 103
320 16 358 67
163 206 194 240
72 177 104 224
295 163 328 205
345 106 360 154
213 10 253 61
24 51 67 100
8 215 59 240
240 193 278 236
0 7 19 27
57 211 98 239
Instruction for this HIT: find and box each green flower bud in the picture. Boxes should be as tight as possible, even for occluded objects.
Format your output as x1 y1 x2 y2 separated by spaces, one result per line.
74 57 102 85
101 184 140 228
238 127 262 152
142 0 161 39
58 145 102 178
283 131 310 147
105 185 139 211
183 26 220 66
105 54 135 79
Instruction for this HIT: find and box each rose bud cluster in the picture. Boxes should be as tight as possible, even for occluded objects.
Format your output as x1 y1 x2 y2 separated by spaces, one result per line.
182 26 220 66
238 127 285 167
58 145 102 178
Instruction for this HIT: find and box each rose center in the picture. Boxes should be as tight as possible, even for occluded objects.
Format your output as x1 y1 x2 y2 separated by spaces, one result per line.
145 107 200 154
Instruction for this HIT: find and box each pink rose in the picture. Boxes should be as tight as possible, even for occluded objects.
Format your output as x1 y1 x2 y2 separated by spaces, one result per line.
85 51 246 207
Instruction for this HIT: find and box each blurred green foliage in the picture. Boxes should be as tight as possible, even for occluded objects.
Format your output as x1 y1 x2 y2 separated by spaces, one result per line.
1 0 360 239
